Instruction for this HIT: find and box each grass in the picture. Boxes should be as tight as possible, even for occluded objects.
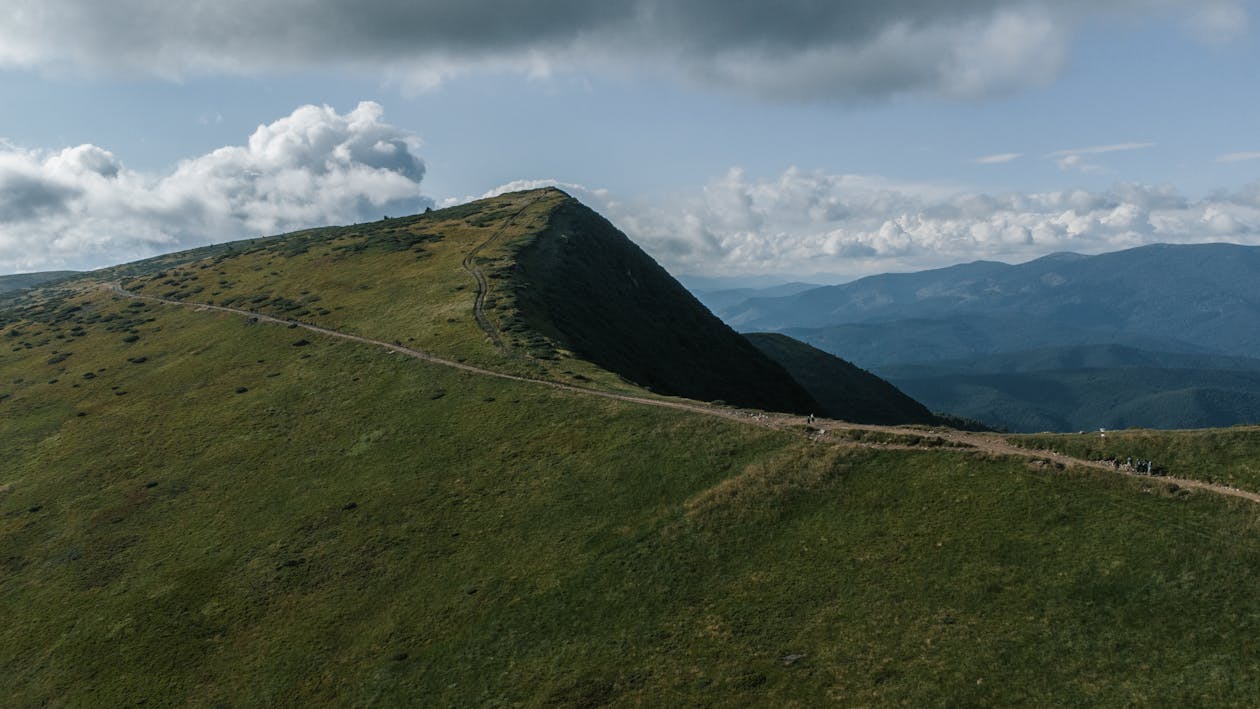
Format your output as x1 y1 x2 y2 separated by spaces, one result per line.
6 190 1260 704
827 427 973 448
0 290 796 705
1013 426 1260 493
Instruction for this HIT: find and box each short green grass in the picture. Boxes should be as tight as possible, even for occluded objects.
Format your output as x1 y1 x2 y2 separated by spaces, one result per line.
6 191 1260 705
1013 426 1260 493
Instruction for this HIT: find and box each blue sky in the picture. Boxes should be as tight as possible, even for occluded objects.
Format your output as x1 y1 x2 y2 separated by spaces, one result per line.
1 1 1257 282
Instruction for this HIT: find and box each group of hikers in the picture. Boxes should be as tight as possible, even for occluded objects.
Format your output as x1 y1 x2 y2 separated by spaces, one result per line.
1107 456 1162 476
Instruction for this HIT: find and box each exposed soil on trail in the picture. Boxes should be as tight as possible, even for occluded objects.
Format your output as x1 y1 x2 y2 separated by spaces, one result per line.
102 282 1260 506
460 197 540 353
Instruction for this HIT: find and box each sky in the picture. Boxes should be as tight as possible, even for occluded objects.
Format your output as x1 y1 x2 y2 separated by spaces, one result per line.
0 1 1258 284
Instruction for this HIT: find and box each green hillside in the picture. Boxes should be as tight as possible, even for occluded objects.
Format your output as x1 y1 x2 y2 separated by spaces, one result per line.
6 190 1260 705
1014 426 1260 492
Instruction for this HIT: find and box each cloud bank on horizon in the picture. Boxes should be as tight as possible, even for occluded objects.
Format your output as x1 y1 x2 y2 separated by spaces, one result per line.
587 169 1260 279
0 102 430 272
0 0 1245 100
2 104 1259 278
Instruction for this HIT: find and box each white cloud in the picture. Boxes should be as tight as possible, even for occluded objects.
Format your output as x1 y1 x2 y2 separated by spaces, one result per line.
1055 154 1106 174
0 101 430 273
973 152 1023 164
1218 151 1260 163
478 179 608 202
1048 142 1155 173
1047 142 1156 157
539 167 1260 279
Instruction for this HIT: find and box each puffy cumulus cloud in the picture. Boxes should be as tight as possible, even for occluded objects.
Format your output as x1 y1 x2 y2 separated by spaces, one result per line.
579 167 1260 279
0 101 429 272
0 0 1239 101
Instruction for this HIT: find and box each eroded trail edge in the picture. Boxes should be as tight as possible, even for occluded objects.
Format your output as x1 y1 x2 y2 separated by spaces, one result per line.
104 283 1260 505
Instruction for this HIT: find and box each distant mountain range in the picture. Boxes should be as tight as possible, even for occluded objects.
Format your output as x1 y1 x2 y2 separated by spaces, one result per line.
706 244 1260 431
882 345 1260 432
0 271 78 295
690 282 820 314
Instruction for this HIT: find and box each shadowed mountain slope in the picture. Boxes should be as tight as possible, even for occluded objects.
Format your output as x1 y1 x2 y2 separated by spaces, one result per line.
506 194 818 414
744 332 936 425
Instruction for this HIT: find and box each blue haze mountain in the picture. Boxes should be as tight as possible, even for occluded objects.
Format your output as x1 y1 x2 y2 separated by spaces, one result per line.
708 244 1260 431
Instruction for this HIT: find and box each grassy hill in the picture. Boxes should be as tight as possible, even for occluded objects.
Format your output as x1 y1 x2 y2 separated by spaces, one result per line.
1014 426 1260 492
7 190 1260 704
744 332 937 425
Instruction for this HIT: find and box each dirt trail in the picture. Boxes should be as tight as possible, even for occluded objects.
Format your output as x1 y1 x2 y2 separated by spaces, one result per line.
813 420 1260 503
105 283 753 424
103 283 1260 505
460 197 541 353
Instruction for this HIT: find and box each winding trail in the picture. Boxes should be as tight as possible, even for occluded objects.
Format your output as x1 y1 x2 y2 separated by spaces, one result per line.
102 283 1260 506
460 197 541 353
106 283 753 424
